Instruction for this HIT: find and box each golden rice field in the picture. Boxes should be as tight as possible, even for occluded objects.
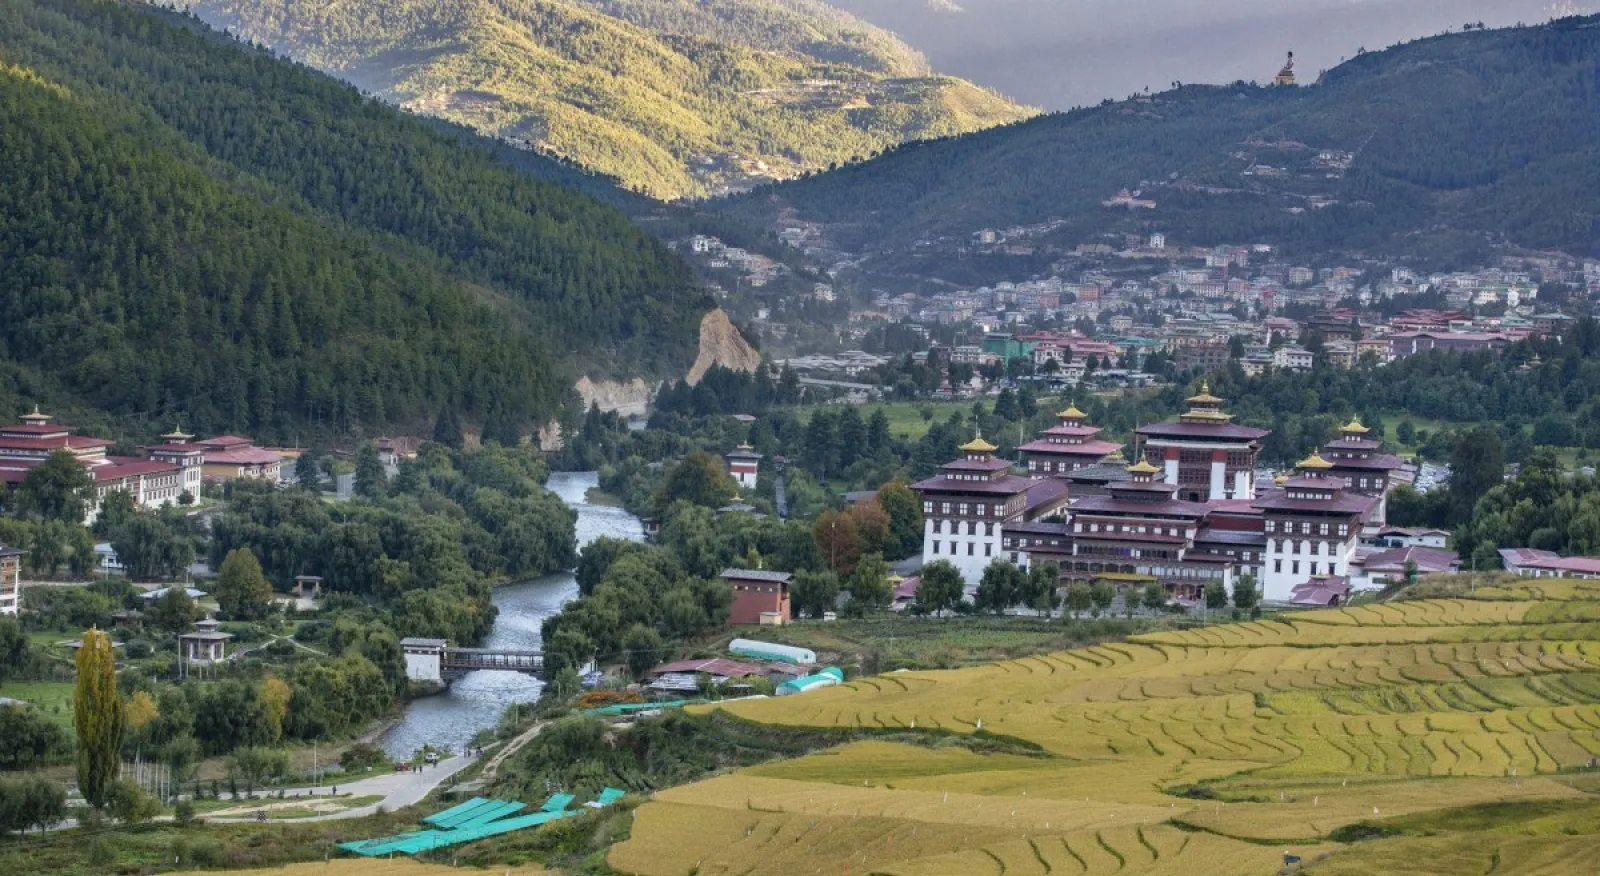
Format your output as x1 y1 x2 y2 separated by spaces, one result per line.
608 583 1600 875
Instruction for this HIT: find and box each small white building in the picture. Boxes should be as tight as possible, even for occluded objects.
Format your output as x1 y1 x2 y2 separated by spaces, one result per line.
1273 346 1315 371
725 445 762 491
180 617 232 664
401 637 448 682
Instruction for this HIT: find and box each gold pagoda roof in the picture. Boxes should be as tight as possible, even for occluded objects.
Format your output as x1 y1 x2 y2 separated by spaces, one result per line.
1127 459 1162 475
1297 452 1336 471
1340 418 1370 435
1057 405 1088 420
1186 381 1224 406
1273 474 1290 485
959 434 998 453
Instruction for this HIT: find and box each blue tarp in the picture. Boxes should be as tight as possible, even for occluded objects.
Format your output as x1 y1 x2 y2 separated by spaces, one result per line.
338 788 625 858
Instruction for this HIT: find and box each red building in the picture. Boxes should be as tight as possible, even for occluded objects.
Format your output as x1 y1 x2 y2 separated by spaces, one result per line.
1319 419 1405 529
723 569 792 625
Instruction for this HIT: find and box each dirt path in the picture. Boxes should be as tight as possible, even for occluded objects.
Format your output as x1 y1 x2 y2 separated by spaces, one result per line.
479 720 547 784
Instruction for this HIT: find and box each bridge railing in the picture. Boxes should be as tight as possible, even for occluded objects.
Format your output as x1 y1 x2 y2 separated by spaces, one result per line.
441 647 544 673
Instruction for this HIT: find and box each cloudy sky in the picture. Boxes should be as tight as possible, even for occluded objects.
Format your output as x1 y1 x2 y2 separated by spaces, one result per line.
829 0 1589 108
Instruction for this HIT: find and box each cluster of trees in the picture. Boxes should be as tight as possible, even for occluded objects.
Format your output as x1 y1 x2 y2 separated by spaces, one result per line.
212 443 576 642
652 365 801 420
0 0 713 439
1450 450 1600 570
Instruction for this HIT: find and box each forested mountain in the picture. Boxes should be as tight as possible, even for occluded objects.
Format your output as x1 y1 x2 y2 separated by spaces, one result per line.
733 15 1600 262
170 0 1032 199
0 0 712 441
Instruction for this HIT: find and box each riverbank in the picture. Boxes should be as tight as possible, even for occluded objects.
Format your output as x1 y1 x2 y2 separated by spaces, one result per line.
375 472 645 759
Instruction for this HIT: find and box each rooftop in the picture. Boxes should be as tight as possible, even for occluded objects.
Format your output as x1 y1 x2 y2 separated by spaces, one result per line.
720 568 793 583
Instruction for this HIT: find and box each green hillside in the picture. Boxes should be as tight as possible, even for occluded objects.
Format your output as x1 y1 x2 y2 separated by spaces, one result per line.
0 0 711 441
173 0 1033 199
732 16 1600 261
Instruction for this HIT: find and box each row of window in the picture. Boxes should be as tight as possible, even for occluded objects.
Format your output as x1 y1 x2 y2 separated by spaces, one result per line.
923 501 1006 517
1269 539 1344 556
931 541 994 558
1265 520 1349 536
932 520 996 536
1075 522 1187 537
1273 559 1334 577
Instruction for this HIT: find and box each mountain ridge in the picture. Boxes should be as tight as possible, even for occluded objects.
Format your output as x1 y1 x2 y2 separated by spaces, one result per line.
169 0 1032 199
730 15 1600 268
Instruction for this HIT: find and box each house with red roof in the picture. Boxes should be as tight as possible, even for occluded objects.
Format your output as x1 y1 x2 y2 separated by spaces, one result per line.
192 435 282 482
0 409 199 520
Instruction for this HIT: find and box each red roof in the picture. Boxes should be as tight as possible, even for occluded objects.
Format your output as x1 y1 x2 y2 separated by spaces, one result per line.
1072 496 1211 518
93 458 180 481
1018 439 1124 457
1138 422 1270 440
1291 577 1351 606
1520 556 1600 575
195 436 254 448
1025 479 1071 513
0 435 112 451
1360 546 1458 575
649 658 767 678
202 448 283 466
912 474 1039 495
0 424 71 436
1252 492 1378 515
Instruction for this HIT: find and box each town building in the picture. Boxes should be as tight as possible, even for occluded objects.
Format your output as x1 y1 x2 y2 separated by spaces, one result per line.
1318 419 1405 528
193 435 282 481
913 436 1069 585
0 544 20 616
1498 549 1600 579
401 638 448 681
725 445 762 491
1137 384 1268 502
146 427 206 501
1256 453 1379 602
722 569 793 625
1017 407 1123 477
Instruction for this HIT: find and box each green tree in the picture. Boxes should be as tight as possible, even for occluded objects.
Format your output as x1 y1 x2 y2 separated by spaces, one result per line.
876 480 924 558
0 616 27 684
790 569 840 619
0 705 69 770
105 778 161 824
149 586 199 633
15 450 93 524
1141 582 1167 612
653 451 738 513
1232 574 1259 612
621 623 663 680
1065 581 1092 617
915 560 965 614
1025 562 1060 616
296 450 324 492
111 511 193 581
847 553 892 611
74 628 124 809
227 747 288 796
214 548 273 620
0 774 66 835
1448 427 1506 524
354 443 387 499
1204 579 1229 613
975 559 1024 614
1088 580 1115 616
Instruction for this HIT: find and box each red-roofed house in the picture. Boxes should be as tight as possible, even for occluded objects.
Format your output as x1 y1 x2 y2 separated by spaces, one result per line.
193 435 282 482
1499 549 1600 579
1290 576 1351 607
0 411 199 520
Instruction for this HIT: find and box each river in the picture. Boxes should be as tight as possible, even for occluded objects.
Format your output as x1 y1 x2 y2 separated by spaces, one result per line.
375 471 644 758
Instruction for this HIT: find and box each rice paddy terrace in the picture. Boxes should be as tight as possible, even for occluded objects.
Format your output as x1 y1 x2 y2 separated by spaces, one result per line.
610 579 1600 875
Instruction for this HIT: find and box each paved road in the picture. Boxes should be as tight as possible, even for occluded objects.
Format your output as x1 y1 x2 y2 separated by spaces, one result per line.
208 750 480 823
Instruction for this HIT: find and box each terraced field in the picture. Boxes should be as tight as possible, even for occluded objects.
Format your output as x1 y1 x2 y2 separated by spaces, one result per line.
609 584 1600 875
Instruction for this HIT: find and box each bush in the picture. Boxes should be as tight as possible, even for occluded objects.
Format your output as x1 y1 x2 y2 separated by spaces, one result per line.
174 799 197 826
339 742 386 772
106 778 162 824
0 705 71 769
126 640 153 659
1329 821 1399 842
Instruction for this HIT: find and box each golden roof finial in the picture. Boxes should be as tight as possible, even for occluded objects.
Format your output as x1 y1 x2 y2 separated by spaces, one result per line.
1186 381 1223 405
1058 405 1087 420
1341 418 1370 435
960 433 997 453
1297 452 1335 471
1127 459 1161 476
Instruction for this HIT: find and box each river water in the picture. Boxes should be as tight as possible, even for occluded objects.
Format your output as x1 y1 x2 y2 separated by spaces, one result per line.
376 471 643 758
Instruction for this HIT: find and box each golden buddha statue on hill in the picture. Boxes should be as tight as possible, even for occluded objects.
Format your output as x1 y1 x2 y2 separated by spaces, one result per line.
1275 51 1297 86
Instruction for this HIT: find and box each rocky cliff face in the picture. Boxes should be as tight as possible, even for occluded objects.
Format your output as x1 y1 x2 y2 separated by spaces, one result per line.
686 309 761 385
574 376 653 418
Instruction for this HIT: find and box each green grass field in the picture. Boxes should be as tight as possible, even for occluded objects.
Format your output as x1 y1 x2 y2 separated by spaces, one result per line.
0 680 75 726
613 579 1600 875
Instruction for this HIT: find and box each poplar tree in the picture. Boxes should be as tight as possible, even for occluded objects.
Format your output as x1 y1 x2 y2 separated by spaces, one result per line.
74 628 124 809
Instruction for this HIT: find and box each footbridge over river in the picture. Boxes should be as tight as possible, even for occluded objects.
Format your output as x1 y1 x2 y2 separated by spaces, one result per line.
402 638 544 683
